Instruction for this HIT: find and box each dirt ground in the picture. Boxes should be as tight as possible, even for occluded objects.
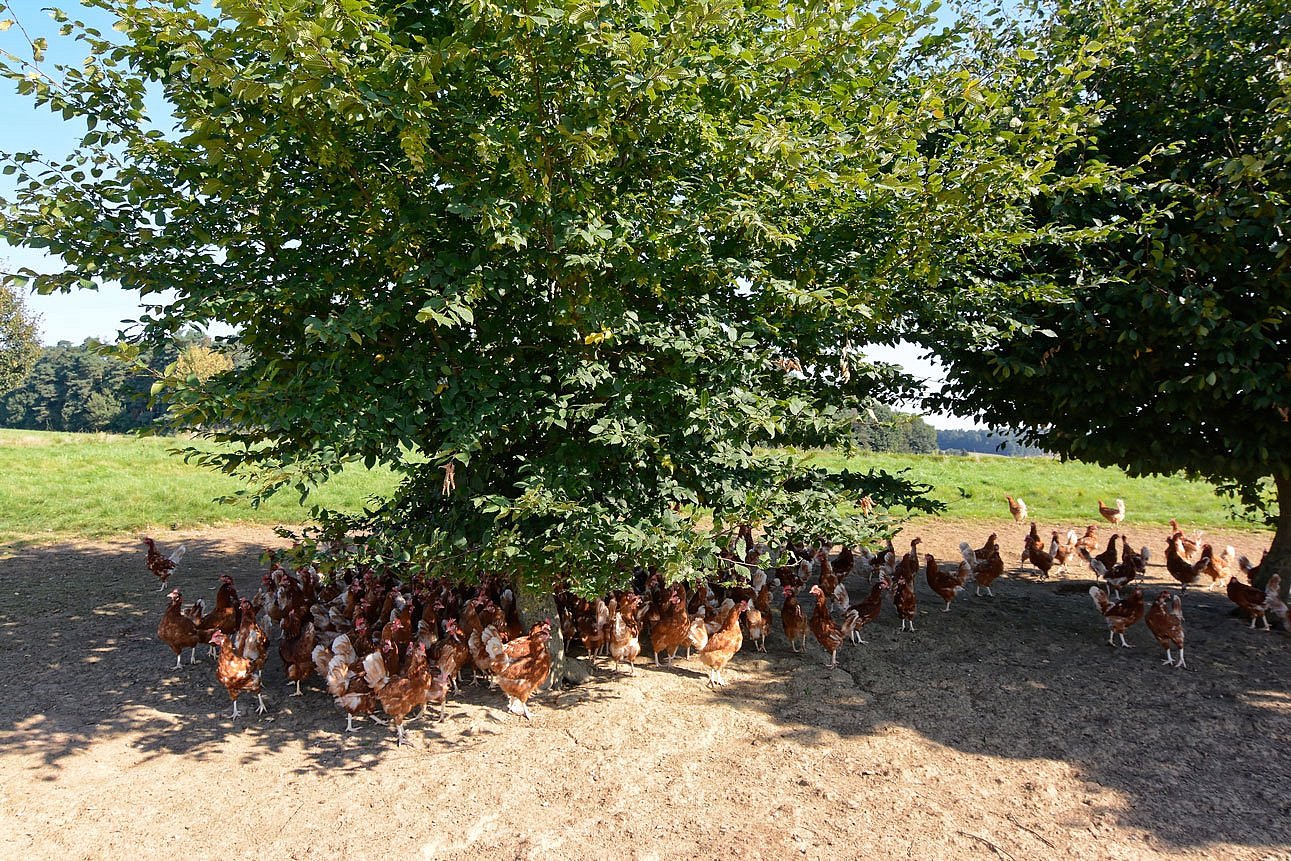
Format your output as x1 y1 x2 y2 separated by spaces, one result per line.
1 517 1289 861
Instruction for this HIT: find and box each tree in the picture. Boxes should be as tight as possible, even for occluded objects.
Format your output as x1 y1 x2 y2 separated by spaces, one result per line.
0 335 208 432
923 0 1291 591
0 279 39 394
0 0 1104 655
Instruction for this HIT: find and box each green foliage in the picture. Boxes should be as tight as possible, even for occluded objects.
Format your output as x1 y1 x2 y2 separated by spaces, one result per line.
0 279 39 393
0 334 218 432
0 0 1109 594
924 0 1291 505
843 404 938 454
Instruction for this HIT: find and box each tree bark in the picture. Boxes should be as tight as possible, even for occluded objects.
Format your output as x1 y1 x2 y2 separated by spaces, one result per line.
1256 473 1291 601
517 579 590 688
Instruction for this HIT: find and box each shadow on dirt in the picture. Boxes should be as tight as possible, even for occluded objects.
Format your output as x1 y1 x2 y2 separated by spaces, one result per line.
1 531 1288 854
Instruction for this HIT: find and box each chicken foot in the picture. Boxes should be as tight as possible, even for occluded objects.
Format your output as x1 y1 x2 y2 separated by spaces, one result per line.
505 696 533 721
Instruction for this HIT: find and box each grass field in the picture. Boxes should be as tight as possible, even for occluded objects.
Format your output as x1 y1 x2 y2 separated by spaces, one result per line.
0 429 1257 543
0 429 397 543
799 448 1250 529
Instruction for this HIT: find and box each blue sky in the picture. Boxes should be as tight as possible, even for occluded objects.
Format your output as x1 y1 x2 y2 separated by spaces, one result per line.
0 2 152 343
0 2 977 428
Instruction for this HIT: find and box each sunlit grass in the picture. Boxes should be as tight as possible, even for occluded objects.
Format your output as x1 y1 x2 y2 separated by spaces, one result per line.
798 449 1250 529
0 429 397 543
0 430 1255 544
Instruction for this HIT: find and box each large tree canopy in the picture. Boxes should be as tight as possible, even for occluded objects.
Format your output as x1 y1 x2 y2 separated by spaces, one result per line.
923 0 1291 587
1 0 1101 596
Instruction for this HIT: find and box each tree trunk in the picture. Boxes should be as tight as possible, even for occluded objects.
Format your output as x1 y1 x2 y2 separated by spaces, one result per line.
1256 473 1291 602
517 579 590 688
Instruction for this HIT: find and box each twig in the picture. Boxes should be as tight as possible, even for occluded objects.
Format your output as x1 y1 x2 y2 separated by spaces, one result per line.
1005 813 1056 848
956 830 1016 861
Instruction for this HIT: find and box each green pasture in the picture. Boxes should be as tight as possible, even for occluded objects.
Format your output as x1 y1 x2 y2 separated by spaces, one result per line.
800 449 1252 530
0 429 1257 544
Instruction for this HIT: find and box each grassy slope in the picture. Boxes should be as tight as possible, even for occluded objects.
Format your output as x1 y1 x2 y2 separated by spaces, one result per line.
800 449 1252 529
0 429 396 543
0 429 1255 543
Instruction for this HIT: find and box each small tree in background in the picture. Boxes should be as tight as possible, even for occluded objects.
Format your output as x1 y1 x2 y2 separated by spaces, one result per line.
0 279 39 394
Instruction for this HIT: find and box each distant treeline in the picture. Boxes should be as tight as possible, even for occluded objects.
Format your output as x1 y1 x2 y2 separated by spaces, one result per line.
0 335 231 433
936 428 1050 457
796 404 939 454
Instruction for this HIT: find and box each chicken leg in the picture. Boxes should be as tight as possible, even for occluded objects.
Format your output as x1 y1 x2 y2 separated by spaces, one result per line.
255 693 267 714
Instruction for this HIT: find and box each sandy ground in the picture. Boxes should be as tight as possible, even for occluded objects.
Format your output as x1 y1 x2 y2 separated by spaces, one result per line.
1 517 1289 861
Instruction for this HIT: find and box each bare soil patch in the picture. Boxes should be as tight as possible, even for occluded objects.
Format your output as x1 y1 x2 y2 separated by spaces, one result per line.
1 519 1288 860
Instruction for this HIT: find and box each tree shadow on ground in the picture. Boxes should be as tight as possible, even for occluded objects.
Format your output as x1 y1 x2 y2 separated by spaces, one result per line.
1 531 1288 856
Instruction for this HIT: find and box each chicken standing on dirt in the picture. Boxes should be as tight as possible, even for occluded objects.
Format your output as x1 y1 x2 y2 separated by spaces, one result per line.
196 574 239 656
1025 541 1055 579
699 600 748 686
157 589 200 669
485 621 553 719
1005 495 1027 523
1226 575 1272 629
364 640 431 745
1145 591 1186 668
781 585 808 652
1093 535 1120 574
960 542 1004 597
1082 548 1141 600
648 588 690 666
925 554 967 612
211 630 266 719
278 609 317 696
893 570 918 632
318 632 385 733
744 598 769 653
1089 586 1145 648
845 578 888 644
143 536 186 590
1170 520 1204 561
1098 498 1125 527
436 619 469 690
608 594 642 674
808 586 857 668
1165 535 1214 591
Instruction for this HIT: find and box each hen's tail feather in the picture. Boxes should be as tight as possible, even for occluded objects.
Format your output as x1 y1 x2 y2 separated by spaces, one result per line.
1089 585 1110 614
168 545 187 565
362 651 388 692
